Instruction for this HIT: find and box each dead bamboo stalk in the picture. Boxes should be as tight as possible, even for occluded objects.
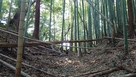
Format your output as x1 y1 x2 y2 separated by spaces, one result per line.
0 59 31 77
0 53 56 77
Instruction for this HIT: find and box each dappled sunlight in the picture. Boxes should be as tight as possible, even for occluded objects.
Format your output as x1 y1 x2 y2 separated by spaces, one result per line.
56 58 72 66
131 50 136 54
90 60 96 63
55 57 87 68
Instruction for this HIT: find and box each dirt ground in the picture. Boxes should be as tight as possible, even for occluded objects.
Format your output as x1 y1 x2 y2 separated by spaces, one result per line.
0 30 136 77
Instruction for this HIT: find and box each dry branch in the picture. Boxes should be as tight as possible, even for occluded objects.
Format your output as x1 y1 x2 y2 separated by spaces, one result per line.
73 67 120 77
76 65 136 77
119 66 136 73
50 38 104 44
0 42 51 48
124 73 136 77
0 53 56 77
88 67 120 77
105 37 136 42
0 59 31 77
0 42 123 51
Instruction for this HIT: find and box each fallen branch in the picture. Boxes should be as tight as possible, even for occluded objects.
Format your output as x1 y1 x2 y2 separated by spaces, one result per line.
89 67 120 77
0 42 51 48
119 66 136 73
105 37 136 42
50 38 106 44
74 67 120 77
0 53 56 77
124 73 136 77
74 69 115 77
0 59 31 77
75 65 136 77
0 41 124 51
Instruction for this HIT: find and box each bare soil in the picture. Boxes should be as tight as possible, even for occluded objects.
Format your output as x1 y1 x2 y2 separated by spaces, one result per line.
0 31 136 77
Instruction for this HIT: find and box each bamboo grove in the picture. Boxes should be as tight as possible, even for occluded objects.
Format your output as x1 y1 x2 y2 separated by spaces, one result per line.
0 0 136 54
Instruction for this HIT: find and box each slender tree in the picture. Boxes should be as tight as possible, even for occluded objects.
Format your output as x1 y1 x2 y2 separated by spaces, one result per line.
87 4 92 47
4 0 13 42
121 0 128 55
7 0 13 30
9 0 21 32
74 0 77 52
70 0 74 51
61 0 65 41
33 0 40 39
0 0 2 15
82 0 87 52
127 0 135 37
49 0 52 41
15 0 26 76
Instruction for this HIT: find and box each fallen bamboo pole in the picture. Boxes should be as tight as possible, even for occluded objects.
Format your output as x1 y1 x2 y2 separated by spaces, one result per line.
0 59 31 77
0 53 56 77
1 28 136 44
0 42 123 50
105 37 136 42
0 42 51 48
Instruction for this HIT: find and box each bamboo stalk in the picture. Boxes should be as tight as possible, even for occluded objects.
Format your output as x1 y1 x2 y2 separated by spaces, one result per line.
74 0 78 52
49 0 52 41
0 0 2 13
86 0 115 38
0 53 55 76
0 59 31 77
15 0 26 76
121 0 128 55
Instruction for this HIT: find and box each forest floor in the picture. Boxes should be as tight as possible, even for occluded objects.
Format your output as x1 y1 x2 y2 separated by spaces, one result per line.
0 31 136 77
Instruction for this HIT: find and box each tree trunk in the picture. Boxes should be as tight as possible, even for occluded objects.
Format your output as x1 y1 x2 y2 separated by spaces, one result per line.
127 0 135 38
0 0 3 15
33 0 40 39
15 0 26 76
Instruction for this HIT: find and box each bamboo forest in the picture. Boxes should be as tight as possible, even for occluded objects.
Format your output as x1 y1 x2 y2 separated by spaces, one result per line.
0 0 136 77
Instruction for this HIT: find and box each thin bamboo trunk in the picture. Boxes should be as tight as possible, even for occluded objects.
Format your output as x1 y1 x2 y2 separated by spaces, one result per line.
121 0 128 55
102 0 107 36
6 0 13 30
74 0 77 52
0 59 31 77
15 0 26 76
0 0 2 13
87 0 115 38
49 0 52 41
77 1 82 57
87 5 92 47
82 0 86 53
61 0 65 50
127 0 135 37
